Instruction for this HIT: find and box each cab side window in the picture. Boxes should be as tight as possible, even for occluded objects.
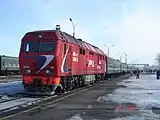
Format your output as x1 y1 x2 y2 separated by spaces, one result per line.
64 43 66 54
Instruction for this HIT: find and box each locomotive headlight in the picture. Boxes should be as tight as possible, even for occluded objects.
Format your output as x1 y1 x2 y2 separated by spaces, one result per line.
45 69 52 74
23 69 31 74
38 33 42 38
27 69 31 73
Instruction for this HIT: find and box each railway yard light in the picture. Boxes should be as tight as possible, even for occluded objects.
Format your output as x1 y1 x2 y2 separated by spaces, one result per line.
124 52 128 70
104 44 115 57
116 52 122 72
69 18 78 38
120 56 122 72
124 52 127 64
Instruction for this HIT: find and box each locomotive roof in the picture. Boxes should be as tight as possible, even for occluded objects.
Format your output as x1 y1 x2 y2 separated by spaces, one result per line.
27 30 106 56
62 32 105 55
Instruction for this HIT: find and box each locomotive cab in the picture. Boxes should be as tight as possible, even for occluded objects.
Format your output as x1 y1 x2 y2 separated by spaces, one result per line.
19 31 60 92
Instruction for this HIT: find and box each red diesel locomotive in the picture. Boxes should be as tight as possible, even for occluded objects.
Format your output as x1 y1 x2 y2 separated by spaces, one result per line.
19 25 107 94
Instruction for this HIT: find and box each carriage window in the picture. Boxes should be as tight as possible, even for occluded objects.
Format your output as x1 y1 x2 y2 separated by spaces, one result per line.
89 52 94 55
69 46 71 51
80 48 83 54
64 43 66 54
100 55 102 60
39 42 55 52
83 50 85 55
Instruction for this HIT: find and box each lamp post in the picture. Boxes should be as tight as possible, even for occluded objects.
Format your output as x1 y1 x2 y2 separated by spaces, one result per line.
119 55 122 72
124 52 128 71
116 52 122 72
69 18 78 38
104 44 115 57
124 52 127 64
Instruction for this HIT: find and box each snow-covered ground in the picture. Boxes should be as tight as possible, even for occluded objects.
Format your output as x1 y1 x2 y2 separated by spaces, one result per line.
0 81 40 114
0 97 40 111
0 94 57 114
68 114 83 120
67 75 160 120
0 81 24 94
104 75 160 120
0 75 21 83
0 80 59 115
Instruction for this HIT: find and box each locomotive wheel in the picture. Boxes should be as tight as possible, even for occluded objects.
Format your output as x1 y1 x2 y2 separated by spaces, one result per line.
78 76 81 87
95 75 100 83
61 77 74 92
80 77 85 87
55 86 63 95
68 77 75 91
73 77 79 88
61 77 68 93
60 76 85 92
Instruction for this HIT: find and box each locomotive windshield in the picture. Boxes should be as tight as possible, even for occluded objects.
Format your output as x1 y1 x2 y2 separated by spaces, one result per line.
23 42 38 52
23 42 55 52
39 42 55 52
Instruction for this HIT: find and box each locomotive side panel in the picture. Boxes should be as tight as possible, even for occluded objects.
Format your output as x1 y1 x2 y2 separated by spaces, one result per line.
71 45 80 75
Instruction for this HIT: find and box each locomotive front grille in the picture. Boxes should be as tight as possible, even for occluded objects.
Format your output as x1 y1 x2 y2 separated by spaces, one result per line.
32 78 42 86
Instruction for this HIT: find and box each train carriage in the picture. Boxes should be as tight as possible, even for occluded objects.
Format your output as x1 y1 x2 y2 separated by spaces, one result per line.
107 57 130 78
0 56 19 75
107 57 121 78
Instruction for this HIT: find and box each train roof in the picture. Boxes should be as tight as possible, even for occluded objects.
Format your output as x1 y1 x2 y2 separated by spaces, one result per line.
25 29 106 56
0 55 18 58
108 56 128 65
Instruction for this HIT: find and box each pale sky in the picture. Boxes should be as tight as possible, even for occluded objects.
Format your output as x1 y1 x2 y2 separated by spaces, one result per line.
1 0 160 65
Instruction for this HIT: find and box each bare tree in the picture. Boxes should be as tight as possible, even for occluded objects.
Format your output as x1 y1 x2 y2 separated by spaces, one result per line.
155 53 160 66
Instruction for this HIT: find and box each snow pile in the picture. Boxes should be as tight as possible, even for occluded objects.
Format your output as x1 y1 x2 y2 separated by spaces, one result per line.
99 75 160 119
67 114 83 120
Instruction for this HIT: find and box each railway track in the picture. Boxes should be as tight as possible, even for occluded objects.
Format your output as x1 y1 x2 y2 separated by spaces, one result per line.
0 94 24 103
0 92 59 119
0 93 42 112
0 80 106 119
0 75 131 119
0 81 56 116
